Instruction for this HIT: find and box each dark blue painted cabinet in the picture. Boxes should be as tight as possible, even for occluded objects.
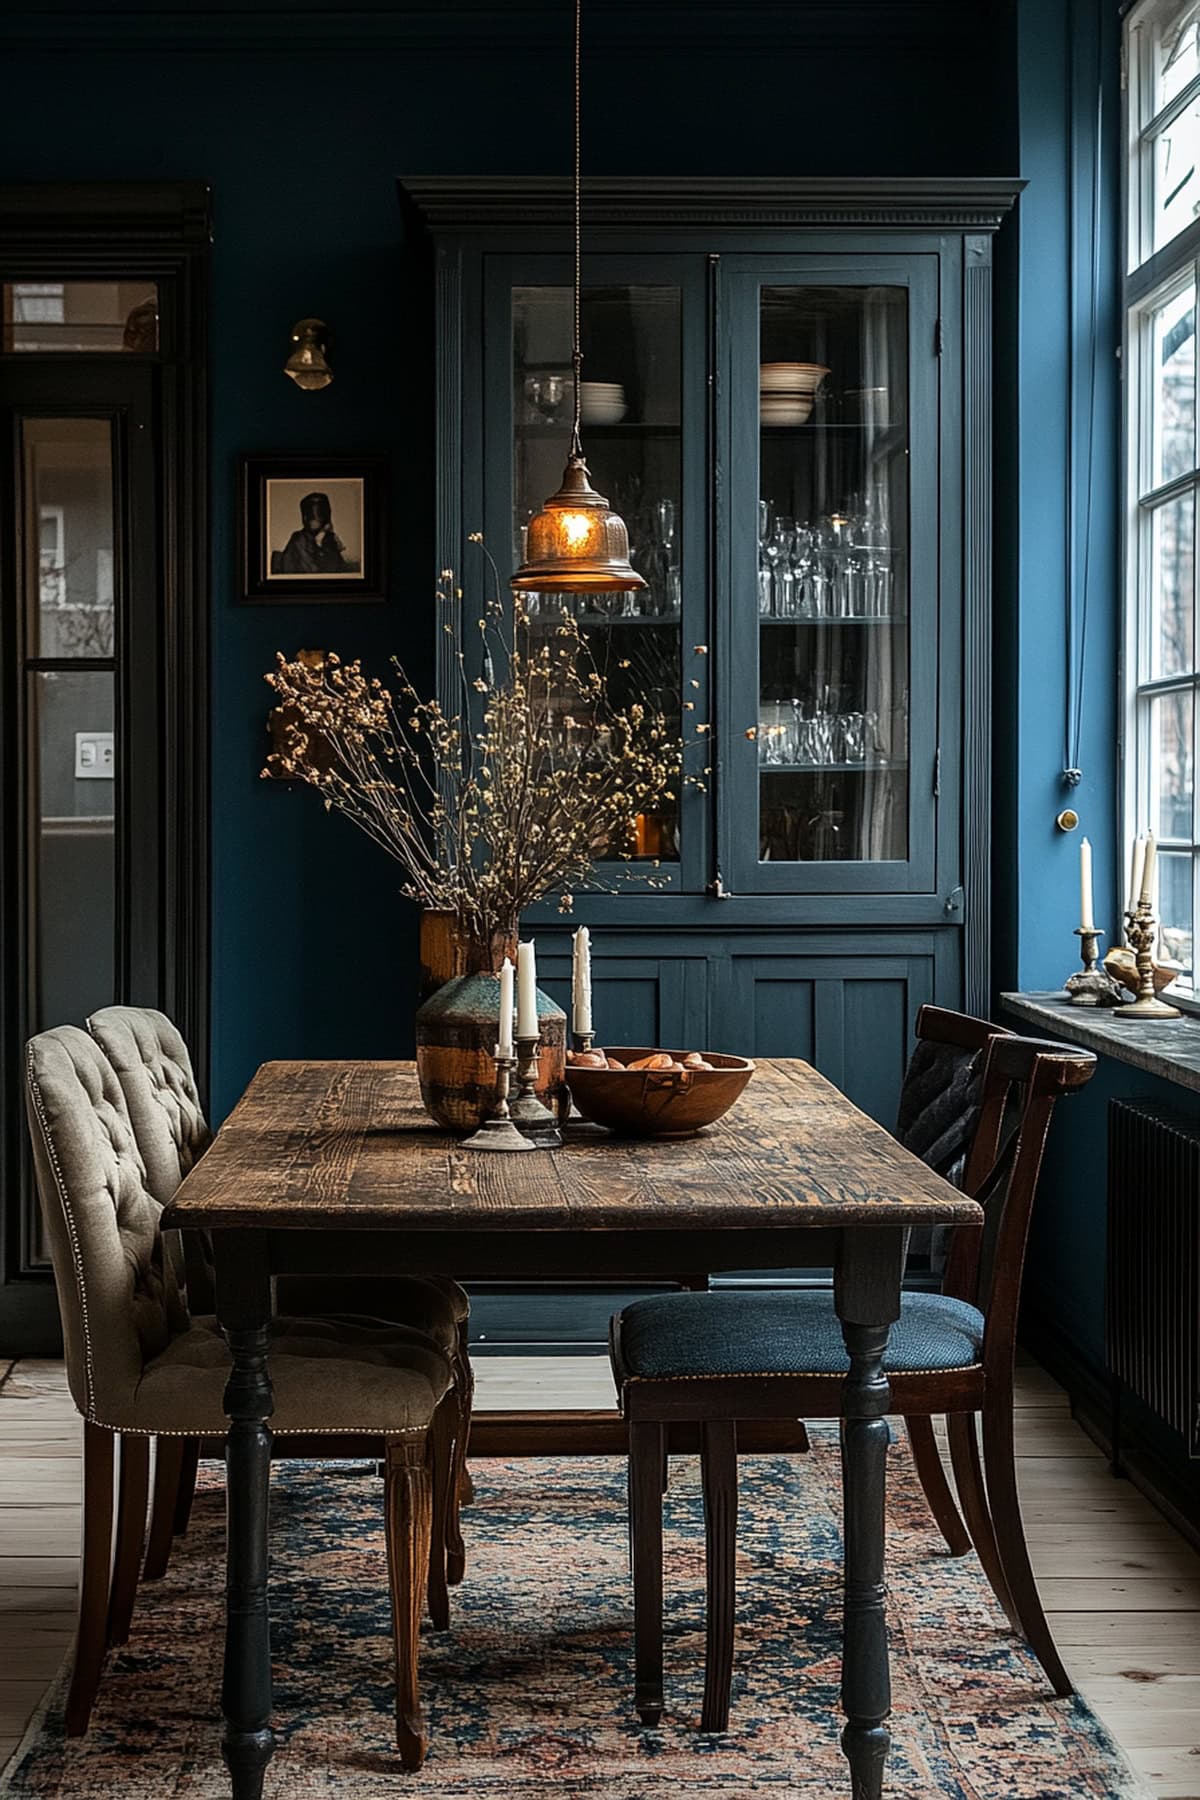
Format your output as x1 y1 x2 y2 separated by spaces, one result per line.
404 180 1012 1332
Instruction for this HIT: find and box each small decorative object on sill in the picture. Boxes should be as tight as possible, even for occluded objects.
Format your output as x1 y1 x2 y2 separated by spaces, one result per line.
1114 906 1182 1021
459 1051 533 1153
1064 927 1122 1007
1103 945 1181 998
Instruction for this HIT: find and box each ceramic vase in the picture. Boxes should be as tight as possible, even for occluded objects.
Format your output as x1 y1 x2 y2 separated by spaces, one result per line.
413 912 567 1132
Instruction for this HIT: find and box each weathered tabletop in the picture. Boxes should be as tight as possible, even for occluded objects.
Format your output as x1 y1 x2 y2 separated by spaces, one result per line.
163 1057 980 1233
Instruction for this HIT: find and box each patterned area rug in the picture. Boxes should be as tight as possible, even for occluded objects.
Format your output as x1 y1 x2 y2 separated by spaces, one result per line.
2 1430 1149 1798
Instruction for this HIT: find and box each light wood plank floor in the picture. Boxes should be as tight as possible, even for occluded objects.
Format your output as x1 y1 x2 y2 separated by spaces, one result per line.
1 1355 1198 1795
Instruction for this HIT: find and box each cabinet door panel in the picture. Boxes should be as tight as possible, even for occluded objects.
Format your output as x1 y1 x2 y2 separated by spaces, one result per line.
720 254 942 897
726 946 937 1127
535 944 701 1048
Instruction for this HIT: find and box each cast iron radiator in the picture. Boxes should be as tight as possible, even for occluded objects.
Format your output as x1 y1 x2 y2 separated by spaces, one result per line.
1106 1099 1200 1459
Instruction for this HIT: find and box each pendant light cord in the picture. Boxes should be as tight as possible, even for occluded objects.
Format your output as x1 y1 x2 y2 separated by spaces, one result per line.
570 0 583 461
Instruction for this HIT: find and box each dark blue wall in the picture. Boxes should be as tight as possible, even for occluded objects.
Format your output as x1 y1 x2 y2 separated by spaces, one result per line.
1 3 1017 1119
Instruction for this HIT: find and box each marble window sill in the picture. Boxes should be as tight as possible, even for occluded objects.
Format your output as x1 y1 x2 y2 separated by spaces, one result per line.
1000 991 1200 1096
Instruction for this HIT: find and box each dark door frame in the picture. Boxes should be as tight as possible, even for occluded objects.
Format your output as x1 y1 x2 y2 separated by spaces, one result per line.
0 183 210 1352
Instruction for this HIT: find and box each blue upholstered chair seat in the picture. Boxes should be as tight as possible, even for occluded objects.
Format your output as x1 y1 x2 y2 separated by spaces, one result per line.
616 1289 984 1380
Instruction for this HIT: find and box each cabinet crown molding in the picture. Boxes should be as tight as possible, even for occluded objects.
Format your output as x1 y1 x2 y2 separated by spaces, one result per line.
399 177 1024 235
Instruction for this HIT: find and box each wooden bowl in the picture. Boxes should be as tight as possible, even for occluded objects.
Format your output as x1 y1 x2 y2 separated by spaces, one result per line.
564 1047 755 1138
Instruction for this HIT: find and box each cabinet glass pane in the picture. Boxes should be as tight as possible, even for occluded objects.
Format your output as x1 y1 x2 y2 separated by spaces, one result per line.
756 286 909 863
513 284 682 861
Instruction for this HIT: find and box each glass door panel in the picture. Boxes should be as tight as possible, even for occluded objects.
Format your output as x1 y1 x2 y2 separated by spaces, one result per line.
512 283 683 863
756 285 910 865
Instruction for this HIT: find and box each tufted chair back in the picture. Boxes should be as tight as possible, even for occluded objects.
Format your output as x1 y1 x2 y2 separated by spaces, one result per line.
87 1005 215 1310
24 1026 190 1425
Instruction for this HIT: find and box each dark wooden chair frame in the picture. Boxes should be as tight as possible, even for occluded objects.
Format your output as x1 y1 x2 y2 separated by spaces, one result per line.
612 1031 1096 1731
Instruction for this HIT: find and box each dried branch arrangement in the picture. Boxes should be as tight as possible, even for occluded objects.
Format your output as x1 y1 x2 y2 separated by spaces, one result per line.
263 540 705 964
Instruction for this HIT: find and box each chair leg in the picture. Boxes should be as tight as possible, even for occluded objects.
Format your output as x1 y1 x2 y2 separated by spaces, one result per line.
700 1419 738 1733
947 1411 1017 1628
65 1423 115 1737
905 1415 971 1556
143 1437 185 1580
629 1420 665 1726
446 1343 473 1585
426 1396 454 1632
106 1434 150 1647
173 1437 201 1536
385 1438 432 1771
981 1393 1074 1697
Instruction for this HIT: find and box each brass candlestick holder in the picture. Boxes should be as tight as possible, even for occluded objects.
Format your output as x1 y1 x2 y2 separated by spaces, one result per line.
1064 926 1122 1008
510 1034 563 1147
460 1052 536 1151
1114 903 1181 1020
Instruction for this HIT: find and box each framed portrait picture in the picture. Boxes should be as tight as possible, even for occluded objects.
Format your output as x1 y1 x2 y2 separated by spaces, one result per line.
239 455 386 602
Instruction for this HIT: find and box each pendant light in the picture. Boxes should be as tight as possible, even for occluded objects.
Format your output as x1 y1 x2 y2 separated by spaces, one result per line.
511 0 647 595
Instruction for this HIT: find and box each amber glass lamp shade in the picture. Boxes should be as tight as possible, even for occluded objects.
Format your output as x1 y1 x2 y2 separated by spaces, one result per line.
511 454 647 593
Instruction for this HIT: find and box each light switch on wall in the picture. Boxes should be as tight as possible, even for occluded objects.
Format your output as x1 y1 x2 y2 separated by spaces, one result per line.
75 732 114 779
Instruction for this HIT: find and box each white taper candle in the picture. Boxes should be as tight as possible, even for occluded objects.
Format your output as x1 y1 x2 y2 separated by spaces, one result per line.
572 926 592 1036
1140 832 1156 908
497 959 514 1058
1079 836 1094 932
516 940 538 1040
1128 834 1145 916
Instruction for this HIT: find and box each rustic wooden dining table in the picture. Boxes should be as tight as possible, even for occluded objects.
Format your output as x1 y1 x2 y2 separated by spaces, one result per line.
162 1056 980 1800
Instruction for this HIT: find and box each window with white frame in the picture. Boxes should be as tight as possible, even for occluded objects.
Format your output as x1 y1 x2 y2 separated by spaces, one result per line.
1126 0 1200 993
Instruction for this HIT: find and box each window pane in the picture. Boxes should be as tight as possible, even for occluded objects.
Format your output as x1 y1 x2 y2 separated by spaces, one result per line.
1149 688 1194 838
1157 2 1200 110
1152 282 1196 485
31 670 115 1030
22 418 114 658
1156 849 1193 983
2 281 157 352
512 284 682 862
1149 489 1195 677
1155 96 1200 251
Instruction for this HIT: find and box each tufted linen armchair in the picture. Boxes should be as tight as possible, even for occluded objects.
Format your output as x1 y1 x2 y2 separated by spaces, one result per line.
25 1025 454 1768
87 1005 475 1608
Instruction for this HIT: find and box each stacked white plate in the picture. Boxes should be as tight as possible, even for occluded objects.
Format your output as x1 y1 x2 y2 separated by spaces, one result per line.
759 361 829 426
580 380 627 424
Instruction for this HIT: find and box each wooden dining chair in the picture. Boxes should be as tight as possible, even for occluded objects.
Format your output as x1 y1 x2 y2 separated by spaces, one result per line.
87 1005 474 1606
890 1002 1014 1555
610 1033 1096 1730
25 1025 455 1768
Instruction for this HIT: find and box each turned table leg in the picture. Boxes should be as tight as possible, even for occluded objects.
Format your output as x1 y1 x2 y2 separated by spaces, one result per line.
834 1228 904 1800
214 1231 275 1800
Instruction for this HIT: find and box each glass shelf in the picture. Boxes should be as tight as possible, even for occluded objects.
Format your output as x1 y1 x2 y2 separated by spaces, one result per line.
760 760 907 775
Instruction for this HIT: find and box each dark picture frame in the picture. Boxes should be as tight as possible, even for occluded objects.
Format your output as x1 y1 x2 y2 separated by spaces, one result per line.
238 454 386 603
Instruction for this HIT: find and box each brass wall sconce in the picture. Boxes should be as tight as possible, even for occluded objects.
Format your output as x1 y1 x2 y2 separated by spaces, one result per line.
284 318 332 391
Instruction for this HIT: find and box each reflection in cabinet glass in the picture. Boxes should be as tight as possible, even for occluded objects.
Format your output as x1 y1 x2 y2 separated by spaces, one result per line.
512 284 683 861
756 285 909 865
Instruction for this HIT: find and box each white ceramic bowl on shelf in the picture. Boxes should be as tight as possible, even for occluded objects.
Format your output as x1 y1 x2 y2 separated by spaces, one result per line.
759 361 830 396
759 395 815 426
580 381 627 424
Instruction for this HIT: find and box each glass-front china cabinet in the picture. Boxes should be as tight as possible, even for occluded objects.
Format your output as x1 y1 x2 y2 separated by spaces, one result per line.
402 178 1016 1133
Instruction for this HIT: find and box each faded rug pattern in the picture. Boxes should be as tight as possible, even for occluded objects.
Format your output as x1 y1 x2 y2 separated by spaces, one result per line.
1 1431 1149 1797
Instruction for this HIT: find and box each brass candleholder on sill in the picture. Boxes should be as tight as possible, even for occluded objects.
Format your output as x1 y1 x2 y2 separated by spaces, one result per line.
1114 903 1181 1020
1064 926 1123 1008
460 1053 536 1151
510 1034 563 1148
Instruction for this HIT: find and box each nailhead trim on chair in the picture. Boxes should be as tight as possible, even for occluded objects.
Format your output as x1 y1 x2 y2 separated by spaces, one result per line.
89 1421 429 1438
26 1043 98 1421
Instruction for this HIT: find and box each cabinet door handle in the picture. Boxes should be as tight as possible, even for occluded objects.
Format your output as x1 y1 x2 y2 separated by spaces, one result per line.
944 885 965 916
